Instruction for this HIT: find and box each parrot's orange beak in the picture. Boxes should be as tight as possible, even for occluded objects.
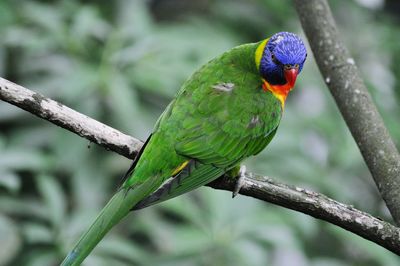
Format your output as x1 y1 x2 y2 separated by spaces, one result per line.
284 68 298 88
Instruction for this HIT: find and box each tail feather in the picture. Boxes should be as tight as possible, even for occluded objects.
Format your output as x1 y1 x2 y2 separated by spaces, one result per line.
61 179 157 266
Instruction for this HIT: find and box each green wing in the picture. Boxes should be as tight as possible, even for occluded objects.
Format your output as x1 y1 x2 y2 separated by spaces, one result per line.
133 160 224 209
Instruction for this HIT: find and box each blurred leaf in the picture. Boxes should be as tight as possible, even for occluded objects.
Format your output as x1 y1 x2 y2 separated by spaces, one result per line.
105 72 140 133
22 249 58 266
21 222 53 244
0 148 48 171
0 196 47 219
36 174 66 228
70 5 110 42
0 215 21 266
311 258 351 266
0 171 21 193
96 236 150 264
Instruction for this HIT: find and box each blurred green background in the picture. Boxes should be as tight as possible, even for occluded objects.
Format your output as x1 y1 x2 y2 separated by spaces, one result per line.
0 0 400 265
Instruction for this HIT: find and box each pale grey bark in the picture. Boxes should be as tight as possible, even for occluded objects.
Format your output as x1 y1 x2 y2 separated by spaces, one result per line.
1 77 399 255
0 78 142 158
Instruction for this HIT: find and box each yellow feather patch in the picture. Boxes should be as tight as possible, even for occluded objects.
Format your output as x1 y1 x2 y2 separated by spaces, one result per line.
255 38 269 70
262 79 286 108
171 160 190 176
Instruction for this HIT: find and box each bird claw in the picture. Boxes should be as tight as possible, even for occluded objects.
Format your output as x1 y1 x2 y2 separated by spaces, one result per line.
232 165 246 198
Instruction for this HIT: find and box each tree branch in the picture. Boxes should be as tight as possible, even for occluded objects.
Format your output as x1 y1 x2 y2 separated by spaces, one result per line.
0 78 142 159
1 77 400 255
294 0 400 225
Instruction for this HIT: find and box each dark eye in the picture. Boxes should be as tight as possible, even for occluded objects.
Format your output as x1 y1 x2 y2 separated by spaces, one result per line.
271 53 280 64
294 64 299 68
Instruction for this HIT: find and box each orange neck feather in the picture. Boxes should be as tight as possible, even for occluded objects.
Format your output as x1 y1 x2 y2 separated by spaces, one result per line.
262 79 293 108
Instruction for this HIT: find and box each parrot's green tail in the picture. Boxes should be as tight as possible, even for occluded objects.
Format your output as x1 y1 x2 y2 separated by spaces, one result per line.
60 179 156 266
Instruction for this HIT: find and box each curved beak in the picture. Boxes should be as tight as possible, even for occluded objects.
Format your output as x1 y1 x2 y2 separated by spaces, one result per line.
284 68 299 88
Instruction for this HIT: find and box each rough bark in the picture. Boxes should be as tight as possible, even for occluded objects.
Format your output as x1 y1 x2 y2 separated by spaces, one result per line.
294 0 400 225
0 78 142 159
1 77 399 255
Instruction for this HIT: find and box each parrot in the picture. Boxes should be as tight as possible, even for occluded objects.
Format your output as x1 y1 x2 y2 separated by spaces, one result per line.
61 31 307 265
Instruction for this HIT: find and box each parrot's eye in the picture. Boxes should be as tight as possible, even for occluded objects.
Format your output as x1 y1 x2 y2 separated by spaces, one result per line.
271 53 280 65
294 64 299 69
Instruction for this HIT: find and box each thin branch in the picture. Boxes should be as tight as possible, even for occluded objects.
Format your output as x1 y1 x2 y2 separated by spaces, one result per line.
0 78 142 159
294 0 400 225
1 77 399 255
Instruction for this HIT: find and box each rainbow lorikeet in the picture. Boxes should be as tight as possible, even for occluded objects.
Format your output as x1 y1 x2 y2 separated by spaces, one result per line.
61 31 307 265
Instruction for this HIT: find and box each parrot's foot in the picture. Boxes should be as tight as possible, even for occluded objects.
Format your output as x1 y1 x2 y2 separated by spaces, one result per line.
232 165 246 198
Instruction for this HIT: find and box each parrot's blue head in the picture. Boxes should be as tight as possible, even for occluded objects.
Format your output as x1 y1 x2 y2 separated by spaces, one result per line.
257 32 307 87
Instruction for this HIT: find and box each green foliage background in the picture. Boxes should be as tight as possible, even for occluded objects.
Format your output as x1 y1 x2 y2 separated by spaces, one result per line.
0 0 400 265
